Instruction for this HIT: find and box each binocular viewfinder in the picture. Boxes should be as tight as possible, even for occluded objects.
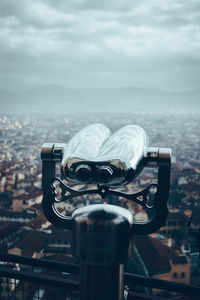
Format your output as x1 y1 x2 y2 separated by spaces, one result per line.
61 124 149 186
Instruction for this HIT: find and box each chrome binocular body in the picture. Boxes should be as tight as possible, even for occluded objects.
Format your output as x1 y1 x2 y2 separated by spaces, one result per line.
41 124 171 235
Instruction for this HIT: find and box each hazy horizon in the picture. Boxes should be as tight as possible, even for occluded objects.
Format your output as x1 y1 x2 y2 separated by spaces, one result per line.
1 84 200 113
1 83 200 94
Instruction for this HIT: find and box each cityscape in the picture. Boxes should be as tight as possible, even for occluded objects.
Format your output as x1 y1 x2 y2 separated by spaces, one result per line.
1 0 200 298
0 111 200 298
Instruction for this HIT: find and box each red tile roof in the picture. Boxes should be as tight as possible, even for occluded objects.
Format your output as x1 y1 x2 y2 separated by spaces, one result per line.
134 235 187 275
0 221 22 240
26 215 47 230
17 231 47 257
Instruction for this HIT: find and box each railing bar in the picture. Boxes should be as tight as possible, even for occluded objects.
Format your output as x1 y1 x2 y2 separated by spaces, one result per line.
0 266 78 291
22 279 25 300
124 273 200 296
0 252 79 274
1 253 199 297
6 277 8 299
14 278 17 300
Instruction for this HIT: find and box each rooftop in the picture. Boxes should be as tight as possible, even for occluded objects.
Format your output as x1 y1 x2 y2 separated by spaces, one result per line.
134 235 188 275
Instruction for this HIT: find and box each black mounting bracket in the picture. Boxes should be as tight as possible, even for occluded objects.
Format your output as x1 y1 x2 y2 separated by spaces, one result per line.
41 143 171 234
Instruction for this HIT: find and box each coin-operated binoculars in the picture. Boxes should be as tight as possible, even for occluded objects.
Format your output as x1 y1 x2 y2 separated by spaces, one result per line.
41 124 171 300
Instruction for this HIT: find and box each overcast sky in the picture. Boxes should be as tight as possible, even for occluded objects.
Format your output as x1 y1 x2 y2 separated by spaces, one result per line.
0 0 200 92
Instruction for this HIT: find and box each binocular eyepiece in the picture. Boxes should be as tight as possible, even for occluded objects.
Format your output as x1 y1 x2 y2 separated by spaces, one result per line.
62 159 124 185
60 124 149 186
68 163 114 184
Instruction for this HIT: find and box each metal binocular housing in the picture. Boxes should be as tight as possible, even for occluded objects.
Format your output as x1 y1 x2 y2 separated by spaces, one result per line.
41 124 171 235
60 124 149 186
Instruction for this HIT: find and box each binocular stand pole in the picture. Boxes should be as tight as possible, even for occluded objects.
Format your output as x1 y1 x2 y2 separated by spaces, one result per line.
80 264 124 300
71 203 134 300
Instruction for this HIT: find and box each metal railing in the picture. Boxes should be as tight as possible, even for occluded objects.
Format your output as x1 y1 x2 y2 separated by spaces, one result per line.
0 252 79 300
0 252 199 300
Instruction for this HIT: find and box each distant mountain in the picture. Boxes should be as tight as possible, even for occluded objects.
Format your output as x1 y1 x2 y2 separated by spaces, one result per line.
0 85 200 113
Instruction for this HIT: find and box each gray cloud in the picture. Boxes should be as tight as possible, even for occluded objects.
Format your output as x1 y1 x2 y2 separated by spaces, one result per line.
0 0 200 92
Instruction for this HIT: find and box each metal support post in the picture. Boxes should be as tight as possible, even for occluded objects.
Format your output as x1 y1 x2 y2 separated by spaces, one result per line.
71 204 134 300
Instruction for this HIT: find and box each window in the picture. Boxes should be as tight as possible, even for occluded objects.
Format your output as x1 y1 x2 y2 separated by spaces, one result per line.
181 272 185 278
173 272 178 278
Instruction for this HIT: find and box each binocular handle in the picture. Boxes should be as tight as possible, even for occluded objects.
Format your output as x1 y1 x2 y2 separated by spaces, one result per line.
41 143 171 235
133 152 170 234
41 143 72 230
